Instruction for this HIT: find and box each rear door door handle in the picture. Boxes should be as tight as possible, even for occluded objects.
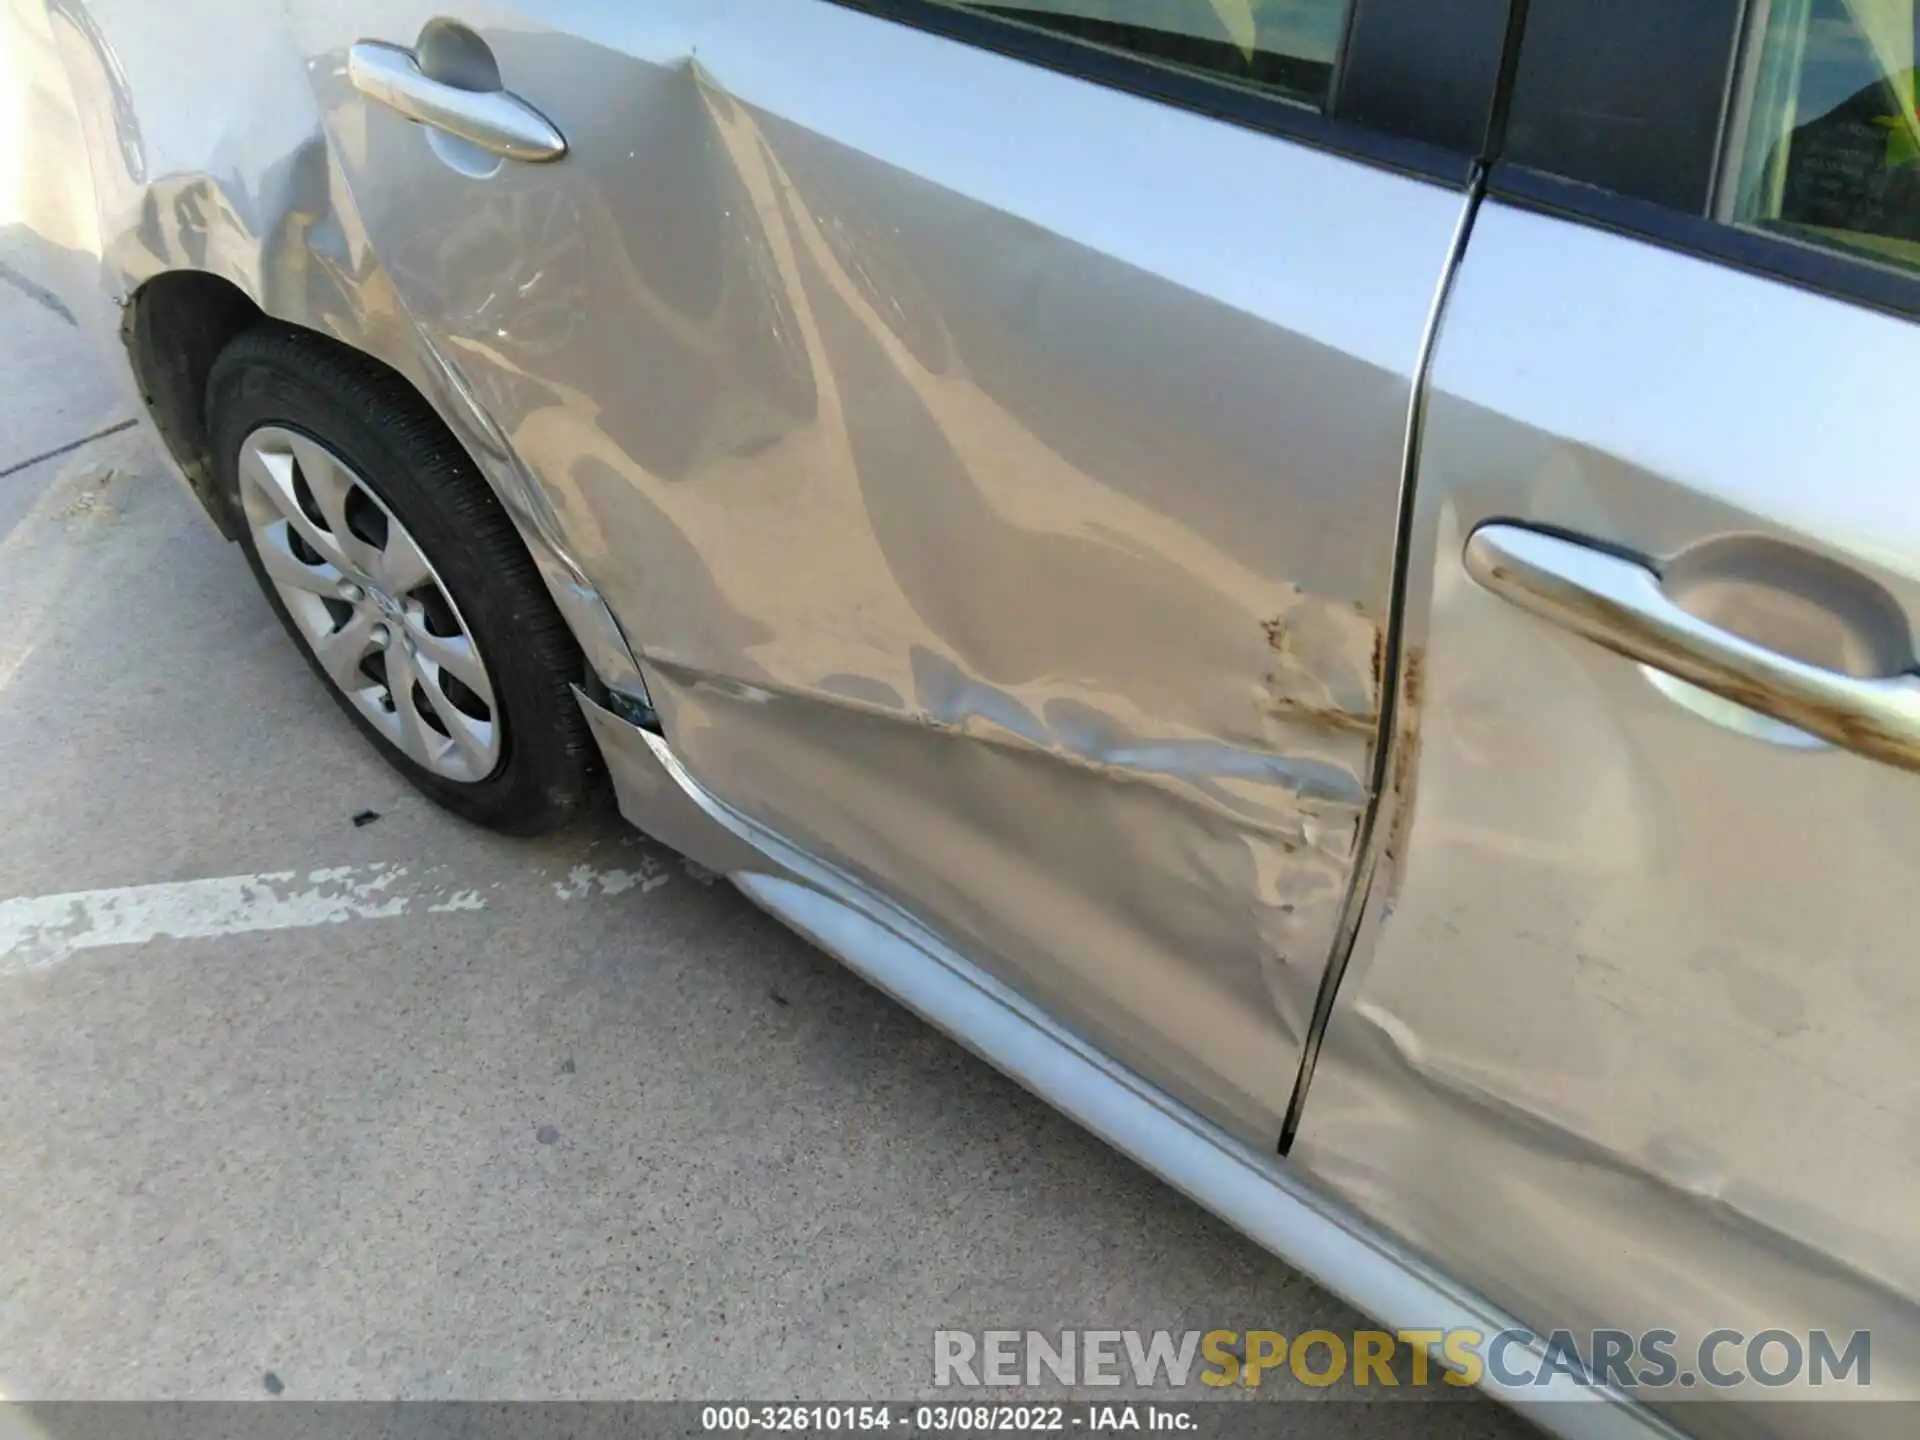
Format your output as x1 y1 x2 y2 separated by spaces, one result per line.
1465 522 1920 773
348 41 566 162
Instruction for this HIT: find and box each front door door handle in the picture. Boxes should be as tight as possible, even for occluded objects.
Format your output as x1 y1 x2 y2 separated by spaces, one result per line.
348 41 566 162
1465 522 1920 772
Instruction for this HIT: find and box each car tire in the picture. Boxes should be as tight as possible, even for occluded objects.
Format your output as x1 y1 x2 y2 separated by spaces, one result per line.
206 324 598 836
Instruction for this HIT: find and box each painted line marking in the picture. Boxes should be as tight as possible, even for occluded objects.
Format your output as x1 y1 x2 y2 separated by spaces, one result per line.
551 860 672 900
0 857 673 976
0 864 423 976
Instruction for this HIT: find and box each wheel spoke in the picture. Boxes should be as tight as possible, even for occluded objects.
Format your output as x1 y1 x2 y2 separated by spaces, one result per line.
406 616 492 702
243 445 346 569
255 522 345 596
288 434 384 578
375 523 434 595
414 666 495 774
377 641 441 768
311 609 380 692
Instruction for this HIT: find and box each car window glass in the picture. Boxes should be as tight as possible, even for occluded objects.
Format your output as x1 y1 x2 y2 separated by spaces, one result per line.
1728 0 1920 273
937 1 1351 108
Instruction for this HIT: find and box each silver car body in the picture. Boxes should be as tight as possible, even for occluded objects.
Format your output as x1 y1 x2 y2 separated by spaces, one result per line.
13 0 1919 1433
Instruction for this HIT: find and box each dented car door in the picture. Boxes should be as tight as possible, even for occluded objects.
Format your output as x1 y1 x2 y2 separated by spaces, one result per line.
1291 2 1920 1427
285 0 1471 1147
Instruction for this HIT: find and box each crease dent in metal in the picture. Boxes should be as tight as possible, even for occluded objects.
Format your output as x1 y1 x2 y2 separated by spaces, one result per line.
612 53 1404 1141
305 0 1454 1148
574 683 1671 1440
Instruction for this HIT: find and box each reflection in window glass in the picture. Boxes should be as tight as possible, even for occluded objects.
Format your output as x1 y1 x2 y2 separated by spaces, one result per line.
1729 0 1920 272
940 0 1351 110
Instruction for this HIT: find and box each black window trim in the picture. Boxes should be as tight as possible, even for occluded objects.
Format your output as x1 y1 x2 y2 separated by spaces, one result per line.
1489 0 1920 324
820 0 1505 186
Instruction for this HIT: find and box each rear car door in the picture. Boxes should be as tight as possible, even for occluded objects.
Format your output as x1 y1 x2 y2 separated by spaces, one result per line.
1292 0 1920 1429
281 0 1505 1148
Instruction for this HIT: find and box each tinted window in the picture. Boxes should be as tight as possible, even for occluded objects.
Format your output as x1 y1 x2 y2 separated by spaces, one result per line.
1728 0 1920 273
940 1 1351 108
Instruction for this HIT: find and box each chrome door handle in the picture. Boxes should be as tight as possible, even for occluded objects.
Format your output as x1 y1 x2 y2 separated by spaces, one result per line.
347 41 566 162
1465 522 1920 772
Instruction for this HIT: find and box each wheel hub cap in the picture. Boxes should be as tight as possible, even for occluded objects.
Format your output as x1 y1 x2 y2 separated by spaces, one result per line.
236 425 502 783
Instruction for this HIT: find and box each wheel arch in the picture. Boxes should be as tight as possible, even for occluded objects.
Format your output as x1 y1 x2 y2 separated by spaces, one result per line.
118 253 655 708
119 270 263 539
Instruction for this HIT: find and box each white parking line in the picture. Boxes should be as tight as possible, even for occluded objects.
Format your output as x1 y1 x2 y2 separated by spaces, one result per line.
0 864 456 975
0 849 692 976
551 861 672 899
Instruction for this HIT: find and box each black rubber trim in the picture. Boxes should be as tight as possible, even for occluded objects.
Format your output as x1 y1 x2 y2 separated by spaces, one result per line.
1480 0 1530 161
1499 0 1745 214
1490 164 1920 324
1333 0 1513 158
823 0 1476 185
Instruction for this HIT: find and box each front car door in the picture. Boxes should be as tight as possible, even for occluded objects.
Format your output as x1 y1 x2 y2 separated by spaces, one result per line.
1293 0 1920 1431
283 0 1508 1148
